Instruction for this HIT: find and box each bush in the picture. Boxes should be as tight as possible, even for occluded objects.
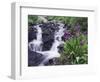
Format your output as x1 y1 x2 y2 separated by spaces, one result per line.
61 34 88 64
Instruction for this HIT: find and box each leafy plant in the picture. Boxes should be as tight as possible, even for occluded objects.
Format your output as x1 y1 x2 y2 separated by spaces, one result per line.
61 34 88 64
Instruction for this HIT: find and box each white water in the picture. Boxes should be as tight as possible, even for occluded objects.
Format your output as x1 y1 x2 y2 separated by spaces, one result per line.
28 25 42 51
50 23 65 51
39 23 65 65
29 23 65 66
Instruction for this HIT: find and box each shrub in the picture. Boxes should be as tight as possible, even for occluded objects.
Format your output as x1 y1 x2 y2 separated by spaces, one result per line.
61 34 88 64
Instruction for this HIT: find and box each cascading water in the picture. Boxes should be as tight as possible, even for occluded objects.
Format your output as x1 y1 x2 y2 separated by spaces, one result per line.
50 23 65 51
28 22 65 66
28 25 42 51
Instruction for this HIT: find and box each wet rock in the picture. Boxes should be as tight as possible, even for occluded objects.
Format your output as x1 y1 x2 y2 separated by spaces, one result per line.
58 44 64 53
40 22 58 51
28 49 45 66
43 58 59 65
42 39 54 51
28 26 37 42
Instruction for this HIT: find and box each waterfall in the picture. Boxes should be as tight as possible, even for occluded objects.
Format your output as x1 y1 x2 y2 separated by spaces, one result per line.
28 25 42 51
28 23 65 66
39 23 65 66
50 23 65 51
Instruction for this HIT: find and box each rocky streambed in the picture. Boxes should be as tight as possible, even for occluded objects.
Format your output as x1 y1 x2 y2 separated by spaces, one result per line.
28 22 67 66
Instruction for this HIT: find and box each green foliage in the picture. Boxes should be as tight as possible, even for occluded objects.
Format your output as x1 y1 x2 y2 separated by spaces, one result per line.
61 34 88 64
28 15 88 31
47 16 87 29
28 15 38 26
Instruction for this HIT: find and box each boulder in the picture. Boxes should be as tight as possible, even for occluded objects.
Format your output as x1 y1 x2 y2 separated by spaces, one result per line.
28 49 45 66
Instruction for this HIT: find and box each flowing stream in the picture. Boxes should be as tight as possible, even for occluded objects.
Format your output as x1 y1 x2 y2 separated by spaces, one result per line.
28 23 65 66
28 25 42 51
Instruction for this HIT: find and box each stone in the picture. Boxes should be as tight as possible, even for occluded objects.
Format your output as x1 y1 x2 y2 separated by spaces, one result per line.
28 49 45 66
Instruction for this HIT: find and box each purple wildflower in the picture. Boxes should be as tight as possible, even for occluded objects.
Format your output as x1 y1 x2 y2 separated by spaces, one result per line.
63 31 71 40
74 24 81 32
80 40 85 45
